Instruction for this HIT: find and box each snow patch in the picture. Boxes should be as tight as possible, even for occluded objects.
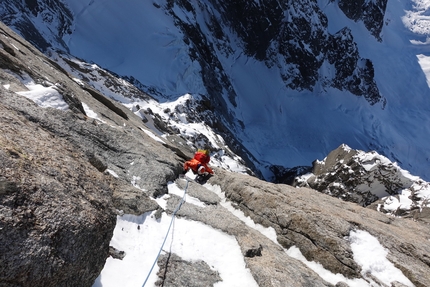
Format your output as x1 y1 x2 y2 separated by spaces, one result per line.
93 181 258 287
349 230 414 287
17 81 68 110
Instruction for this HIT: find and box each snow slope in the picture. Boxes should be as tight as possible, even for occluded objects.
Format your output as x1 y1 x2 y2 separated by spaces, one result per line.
63 0 205 98
61 0 430 180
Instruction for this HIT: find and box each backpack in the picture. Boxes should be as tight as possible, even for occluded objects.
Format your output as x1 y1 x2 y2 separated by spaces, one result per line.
194 149 210 164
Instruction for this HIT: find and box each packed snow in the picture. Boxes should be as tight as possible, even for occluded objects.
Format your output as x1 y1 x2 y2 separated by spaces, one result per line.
15 78 69 111
349 230 414 287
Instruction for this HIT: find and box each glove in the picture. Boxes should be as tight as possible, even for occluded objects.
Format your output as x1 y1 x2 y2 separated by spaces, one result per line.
197 166 206 175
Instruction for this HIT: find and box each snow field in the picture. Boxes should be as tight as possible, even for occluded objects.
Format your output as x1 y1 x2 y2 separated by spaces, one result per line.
93 180 259 287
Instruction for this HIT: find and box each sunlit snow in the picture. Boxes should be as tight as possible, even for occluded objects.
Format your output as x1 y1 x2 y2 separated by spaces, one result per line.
16 81 68 110
93 181 259 287
350 230 414 287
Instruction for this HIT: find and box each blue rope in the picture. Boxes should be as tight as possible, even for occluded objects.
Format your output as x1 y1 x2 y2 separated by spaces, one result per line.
142 178 190 287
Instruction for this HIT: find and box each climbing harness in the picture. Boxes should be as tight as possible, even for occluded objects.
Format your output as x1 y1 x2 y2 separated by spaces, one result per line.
141 177 191 287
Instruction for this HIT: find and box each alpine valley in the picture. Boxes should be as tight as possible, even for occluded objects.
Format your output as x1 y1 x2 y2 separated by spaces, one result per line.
1 0 430 287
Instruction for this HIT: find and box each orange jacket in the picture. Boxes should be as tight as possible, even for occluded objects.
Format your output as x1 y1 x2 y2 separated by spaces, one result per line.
183 151 214 174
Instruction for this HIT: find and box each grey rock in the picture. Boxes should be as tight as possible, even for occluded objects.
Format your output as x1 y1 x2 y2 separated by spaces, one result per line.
112 184 159 215
390 281 411 287
163 187 333 286
210 169 430 287
0 92 116 286
109 246 126 260
175 178 221 205
0 21 184 286
155 253 222 287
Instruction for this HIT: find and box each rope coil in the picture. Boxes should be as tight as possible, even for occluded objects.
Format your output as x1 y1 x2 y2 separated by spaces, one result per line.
142 178 190 286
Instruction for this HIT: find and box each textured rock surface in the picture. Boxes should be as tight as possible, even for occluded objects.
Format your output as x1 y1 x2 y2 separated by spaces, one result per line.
155 253 222 287
0 22 184 198
164 178 333 287
0 91 116 286
0 21 183 286
208 169 430 287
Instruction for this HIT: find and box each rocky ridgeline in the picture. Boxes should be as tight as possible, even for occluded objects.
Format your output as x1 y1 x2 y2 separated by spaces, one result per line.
294 144 430 223
165 0 384 105
1 20 430 287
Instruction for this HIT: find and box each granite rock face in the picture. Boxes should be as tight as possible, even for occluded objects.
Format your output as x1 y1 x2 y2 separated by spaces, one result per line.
1 15 429 287
0 21 184 286
208 169 430 287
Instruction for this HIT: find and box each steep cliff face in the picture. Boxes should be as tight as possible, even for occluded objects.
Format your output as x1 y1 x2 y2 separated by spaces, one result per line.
0 0 72 51
162 0 383 103
0 0 395 183
337 0 388 40
1 18 430 287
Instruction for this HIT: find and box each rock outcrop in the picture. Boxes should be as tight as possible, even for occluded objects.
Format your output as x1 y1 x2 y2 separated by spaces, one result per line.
294 144 430 222
0 21 184 286
207 169 430 287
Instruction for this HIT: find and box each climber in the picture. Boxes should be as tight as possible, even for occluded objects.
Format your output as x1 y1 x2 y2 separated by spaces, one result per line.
183 149 214 183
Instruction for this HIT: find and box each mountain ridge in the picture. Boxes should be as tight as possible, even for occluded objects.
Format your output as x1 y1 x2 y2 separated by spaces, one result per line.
4 0 430 182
